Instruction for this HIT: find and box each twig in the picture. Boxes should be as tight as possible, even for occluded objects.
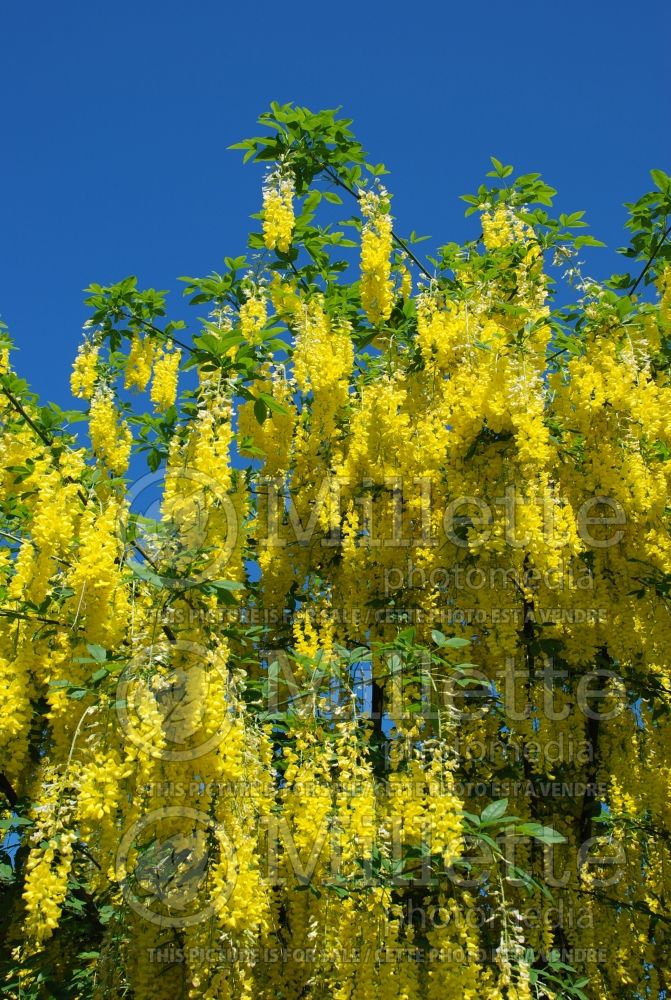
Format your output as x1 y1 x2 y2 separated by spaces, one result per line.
629 222 671 295
322 166 434 281
0 381 53 448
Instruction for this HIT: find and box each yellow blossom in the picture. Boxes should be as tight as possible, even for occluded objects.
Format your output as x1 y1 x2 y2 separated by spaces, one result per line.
70 343 99 399
262 172 295 253
150 347 181 410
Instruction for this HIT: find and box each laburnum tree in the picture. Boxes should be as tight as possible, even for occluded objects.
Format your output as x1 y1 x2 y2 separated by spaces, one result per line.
1 104 671 1000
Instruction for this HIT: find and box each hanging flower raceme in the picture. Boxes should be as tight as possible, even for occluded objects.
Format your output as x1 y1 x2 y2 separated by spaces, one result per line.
359 188 394 325
191 391 234 489
237 365 295 475
67 494 128 643
239 287 267 344
262 170 295 253
20 767 77 947
292 296 354 406
481 203 524 251
88 388 132 474
70 342 100 399
416 291 466 369
124 334 157 392
150 346 181 411
399 262 412 300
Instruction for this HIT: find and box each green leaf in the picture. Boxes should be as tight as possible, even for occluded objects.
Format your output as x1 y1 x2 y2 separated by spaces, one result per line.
515 822 567 845
303 191 322 214
0 816 33 830
259 393 288 416
129 563 165 588
326 883 350 898
86 644 107 663
651 168 671 193
574 235 606 249
254 398 268 424
443 636 470 649
480 798 509 823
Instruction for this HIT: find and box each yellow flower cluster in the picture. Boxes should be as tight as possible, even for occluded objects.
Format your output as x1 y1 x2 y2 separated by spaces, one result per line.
360 189 394 324
76 750 132 823
124 334 156 391
237 367 295 475
293 297 353 401
150 346 181 410
89 390 132 474
23 831 77 943
68 497 127 642
269 273 301 318
0 645 32 783
416 293 465 369
70 343 99 399
262 172 295 253
191 395 234 488
481 204 524 250
399 262 412 299
21 769 77 946
240 290 267 343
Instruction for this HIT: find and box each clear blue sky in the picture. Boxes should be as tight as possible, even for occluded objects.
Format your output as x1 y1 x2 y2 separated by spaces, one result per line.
1 0 669 405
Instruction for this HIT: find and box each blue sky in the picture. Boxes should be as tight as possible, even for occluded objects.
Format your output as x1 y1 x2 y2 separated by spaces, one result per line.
1 0 669 405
